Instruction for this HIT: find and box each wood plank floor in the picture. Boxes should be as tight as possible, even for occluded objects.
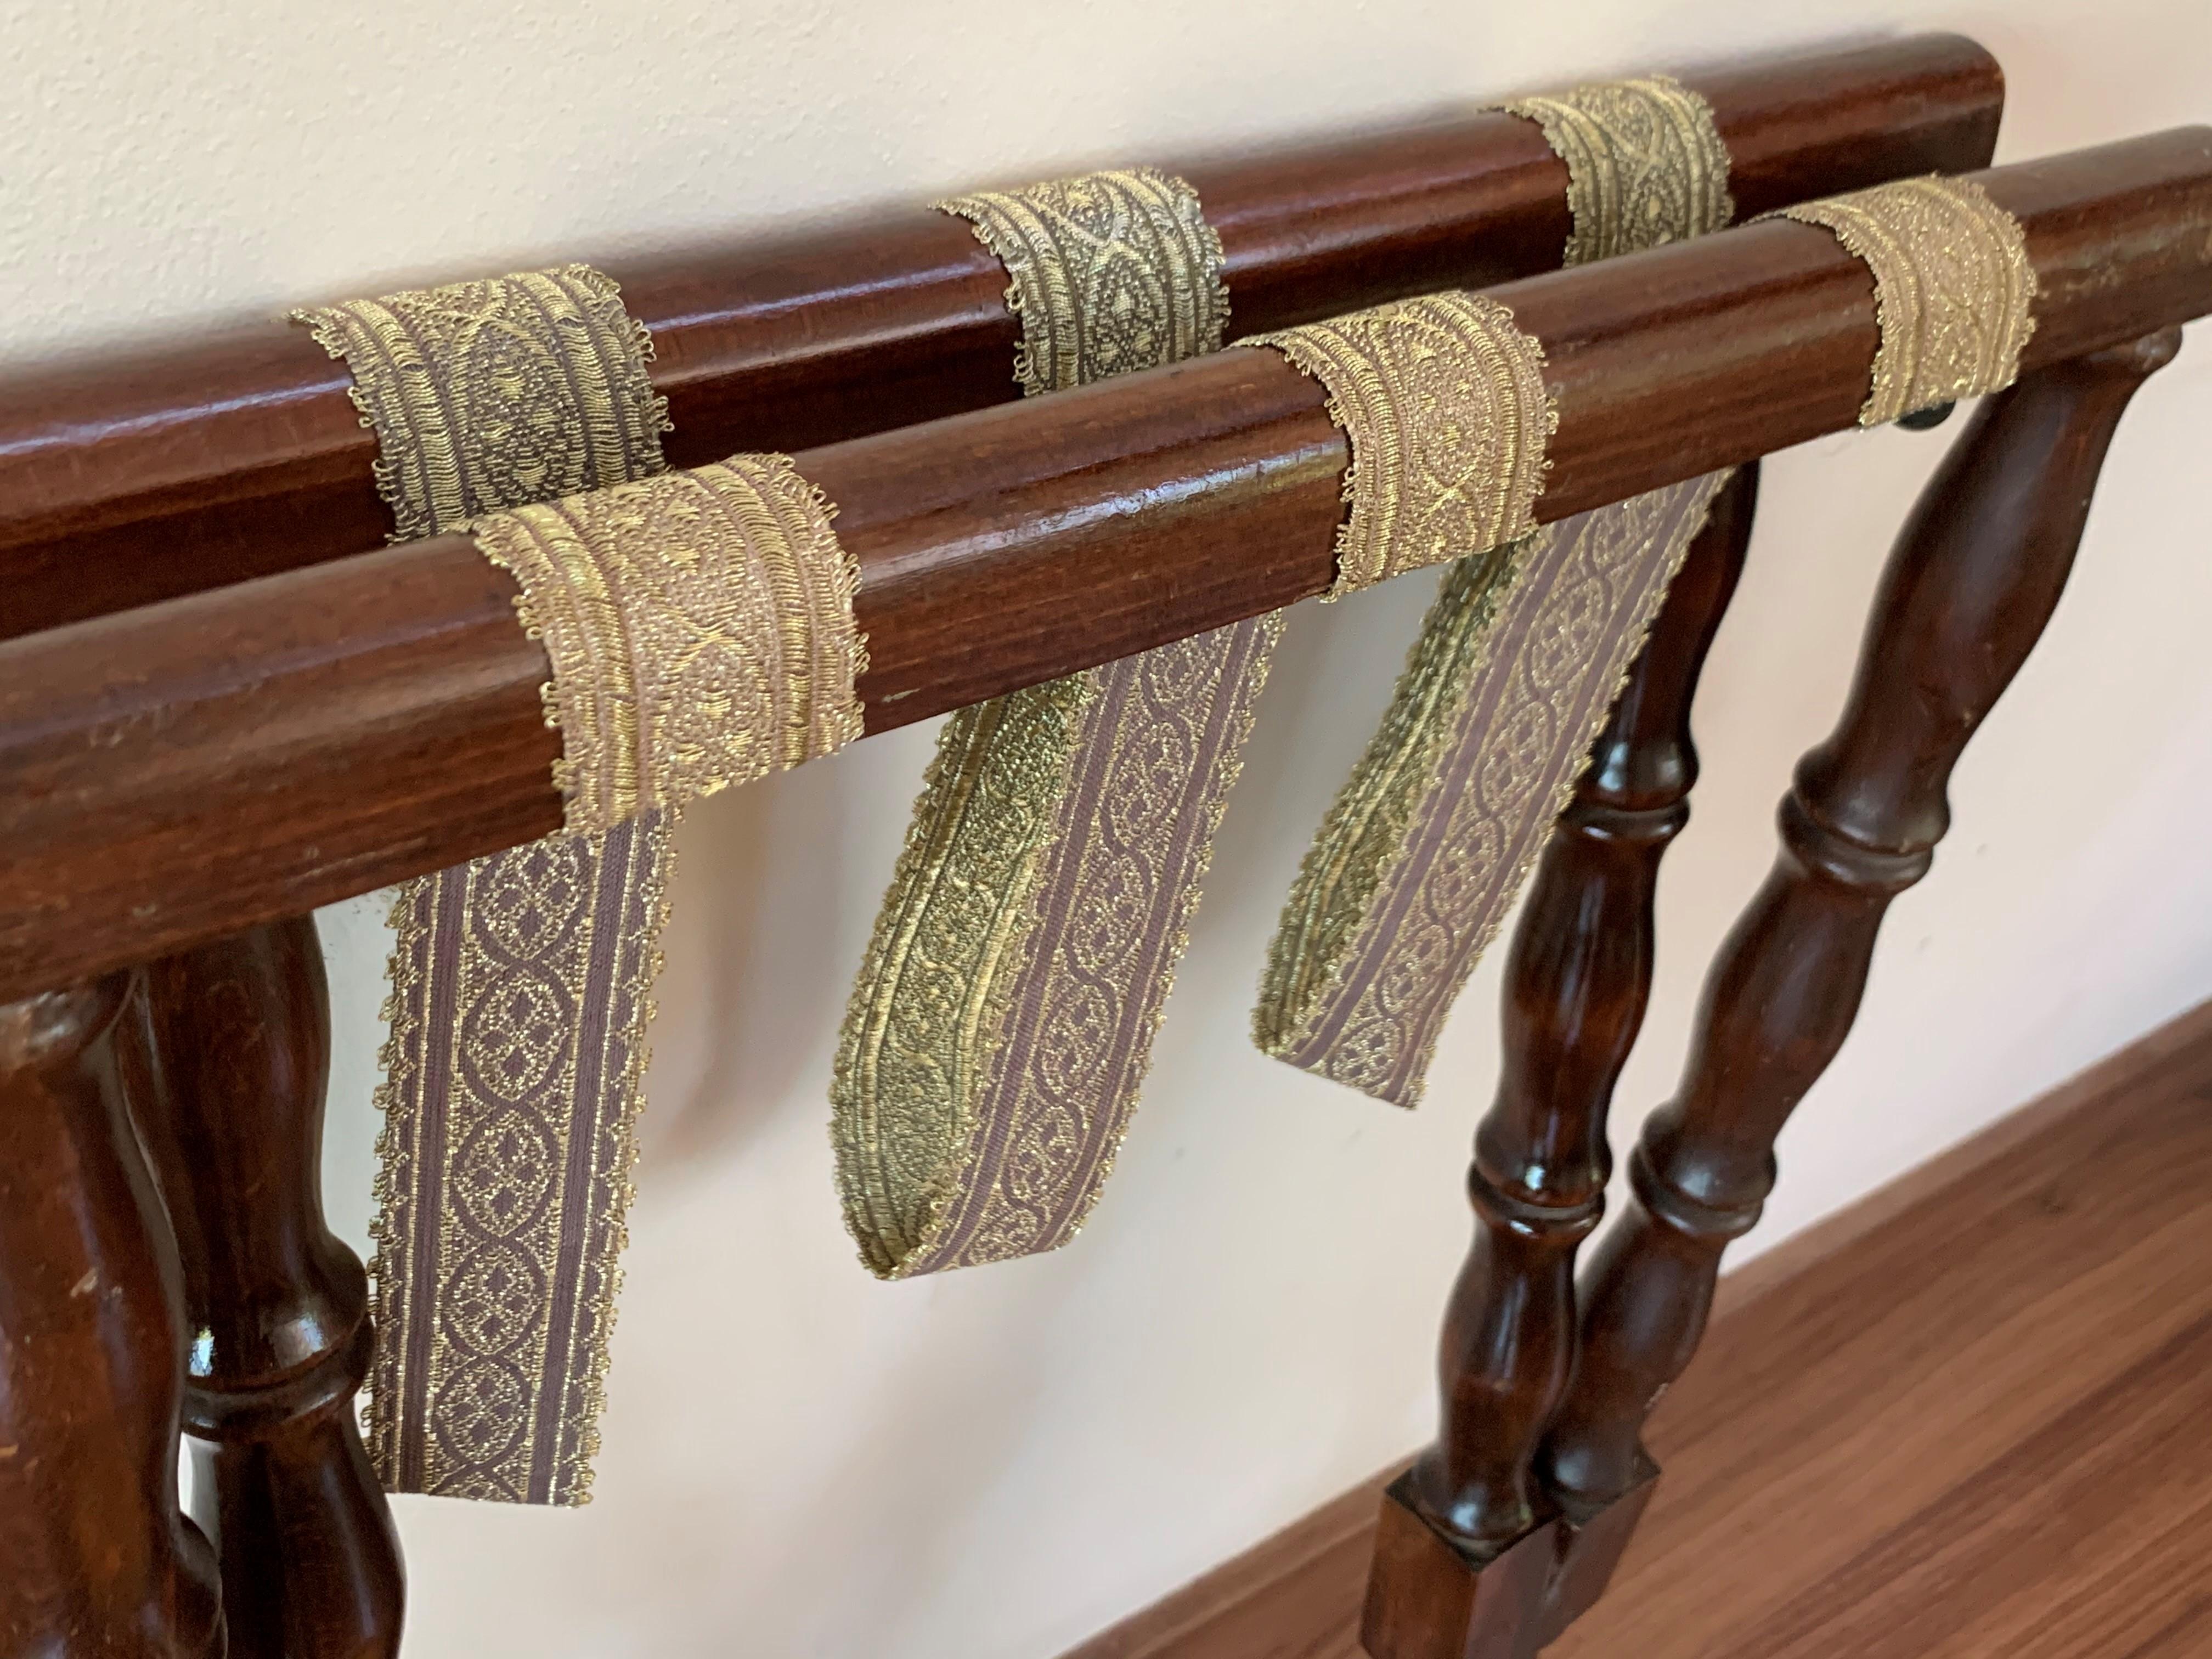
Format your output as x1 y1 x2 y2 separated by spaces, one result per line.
1066 1000 2212 1659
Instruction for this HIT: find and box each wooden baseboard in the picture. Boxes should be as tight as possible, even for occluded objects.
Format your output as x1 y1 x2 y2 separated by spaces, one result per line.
1056 996 2212 1659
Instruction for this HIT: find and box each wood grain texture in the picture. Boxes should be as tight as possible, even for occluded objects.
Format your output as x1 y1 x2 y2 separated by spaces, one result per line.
0 974 226 1659
1539 328 2183 1513
120 917 403 1659
4 135 2209 1006
1054 994 2212 1659
1409 469 1759 1554
0 36 2001 640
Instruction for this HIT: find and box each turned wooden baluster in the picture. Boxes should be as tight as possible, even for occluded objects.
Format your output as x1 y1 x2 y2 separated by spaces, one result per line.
1540 329 2183 1516
120 916 403 1659
1420 469 1763 1543
1 973 227 1658
1364 471 1760 1659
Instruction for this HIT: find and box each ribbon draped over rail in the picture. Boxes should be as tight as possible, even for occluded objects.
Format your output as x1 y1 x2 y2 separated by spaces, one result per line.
1242 292 1556 597
1773 176 2038 424
1250 76 1737 1104
830 168 1276 1278
1498 73 1736 264
299 274 861 1504
1253 476 1730 1102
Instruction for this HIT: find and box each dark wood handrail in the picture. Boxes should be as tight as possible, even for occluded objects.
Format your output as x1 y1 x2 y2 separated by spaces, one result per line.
2 131 2208 1006
0 36 2001 641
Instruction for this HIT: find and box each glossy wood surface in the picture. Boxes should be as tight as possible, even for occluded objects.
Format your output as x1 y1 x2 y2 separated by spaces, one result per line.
0 36 2000 641
0 975 225 1659
119 917 402 1659
2 133 2208 1007
1054 996 2212 1659
1538 327 2183 1515
1410 468 1758 1558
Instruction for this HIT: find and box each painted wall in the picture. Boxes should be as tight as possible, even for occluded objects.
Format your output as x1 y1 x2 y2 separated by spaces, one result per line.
12 2 2210 1655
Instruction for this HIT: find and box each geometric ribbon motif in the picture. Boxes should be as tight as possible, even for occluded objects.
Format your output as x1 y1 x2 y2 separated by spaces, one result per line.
1240 292 1558 597
1255 475 1731 1104
1256 70 1742 1104
1496 72 1735 265
1776 175 2038 426
297 266 675 1504
294 264 670 544
831 170 1249 1279
476 460 866 837
936 166 1229 393
374 459 865 1502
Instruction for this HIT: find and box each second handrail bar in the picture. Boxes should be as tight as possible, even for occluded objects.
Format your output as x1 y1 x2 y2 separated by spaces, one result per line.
2 130 2207 1005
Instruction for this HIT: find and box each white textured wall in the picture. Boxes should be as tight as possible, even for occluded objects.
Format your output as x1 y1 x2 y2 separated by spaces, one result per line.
13 2 2212 1655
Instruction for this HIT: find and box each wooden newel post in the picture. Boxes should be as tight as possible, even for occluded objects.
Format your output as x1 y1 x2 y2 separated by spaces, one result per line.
1538 330 2183 1538
121 916 404 1659
0 974 227 1659
1362 467 1760 1659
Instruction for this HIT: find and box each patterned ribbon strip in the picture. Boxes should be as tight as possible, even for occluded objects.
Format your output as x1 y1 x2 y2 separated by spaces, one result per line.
301 274 861 1504
1775 176 2038 425
1254 477 1729 1103
1246 293 1556 597
1497 72 1735 264
830 169 1259 1278
1252 75 1740 1104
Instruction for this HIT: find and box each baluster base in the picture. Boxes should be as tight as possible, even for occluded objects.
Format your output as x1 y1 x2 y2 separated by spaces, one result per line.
1362 1467 1657 1659
1530 1457 1658 1649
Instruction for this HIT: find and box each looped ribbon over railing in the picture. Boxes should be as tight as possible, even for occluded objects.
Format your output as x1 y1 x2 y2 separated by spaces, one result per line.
828 168 1265 1278
1252 100 2039 1105
300 275 862 1504
1249 73 1741 1104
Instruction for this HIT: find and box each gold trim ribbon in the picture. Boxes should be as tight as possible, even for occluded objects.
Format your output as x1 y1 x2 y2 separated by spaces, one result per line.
1496 72 1735 264
481 459 865 835
1254 476 1730 1102
1255 72 1741 1103
831 170 1255 1278
1775 176 2038 425
1242 292 1556 597
936 166 1230 393
296 265 669 543
302 273 859 1504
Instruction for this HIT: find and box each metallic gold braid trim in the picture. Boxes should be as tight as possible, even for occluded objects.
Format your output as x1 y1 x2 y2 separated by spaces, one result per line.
937 167 1229 393
830 166 1249 1279
1257 476 1730 1105
1243 293 1556 598
1776 176 2038 425
833 617 1283 1278
294 264 670 543
1496 72 1735 266
475 457 866 835
1254 541 1525 1060
368 812 673 1504
307 267 696 1506
832 678 1097 1277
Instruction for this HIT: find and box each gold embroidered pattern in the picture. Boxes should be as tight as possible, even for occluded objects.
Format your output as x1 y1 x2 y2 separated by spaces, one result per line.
1778 176 2038 425
295 265 670 544
937 167 1229 393
1251 69 1737 1104
1243 294 1556 597
1256 476 1730 1104
834 619 1280 1276
476 459 866 835
373 810 672 1503
305 266 685 1506
833 169 1254 1278
1498 73 1735 265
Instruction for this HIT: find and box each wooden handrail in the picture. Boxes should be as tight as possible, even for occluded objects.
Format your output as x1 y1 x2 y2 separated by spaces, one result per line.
2 131 2208 1005
0 36 2001 641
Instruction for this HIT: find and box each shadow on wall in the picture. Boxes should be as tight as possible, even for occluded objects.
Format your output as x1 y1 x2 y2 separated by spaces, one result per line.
640 724 944 1176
